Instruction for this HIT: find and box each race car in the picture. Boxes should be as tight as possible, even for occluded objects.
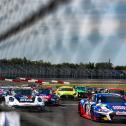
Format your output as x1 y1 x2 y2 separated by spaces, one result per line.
78 93 126 122
37 88 60 105
124 91 126 100
55 86 77 99
87 87 97 94
107 88 124 95
4 87 45 111
107 88 126 99
0 89 5 104
75 86 91 98
0 86 13 104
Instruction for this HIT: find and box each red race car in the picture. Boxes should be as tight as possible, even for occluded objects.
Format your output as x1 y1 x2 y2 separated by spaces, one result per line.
107 88 126 99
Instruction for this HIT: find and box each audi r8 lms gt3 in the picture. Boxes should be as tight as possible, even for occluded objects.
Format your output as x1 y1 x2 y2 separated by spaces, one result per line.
37 88 60 105
4 87 45 111
56 86 77 99
78 93 126 122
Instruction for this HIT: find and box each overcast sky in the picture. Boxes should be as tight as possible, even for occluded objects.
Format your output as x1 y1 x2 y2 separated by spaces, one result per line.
0 0 126 66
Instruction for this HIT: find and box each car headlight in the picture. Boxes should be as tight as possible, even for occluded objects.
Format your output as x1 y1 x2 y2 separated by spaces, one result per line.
57 92 61 95
9 97 14 102
98 107 111 113
37 97 42 102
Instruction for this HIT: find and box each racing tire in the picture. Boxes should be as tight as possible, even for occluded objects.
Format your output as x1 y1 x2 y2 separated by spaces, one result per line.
0 98 5 107
79 104 84 116
0 101 5 106
90 108 99 122
40 106 46 112
0 97 5 106
90 110 95 121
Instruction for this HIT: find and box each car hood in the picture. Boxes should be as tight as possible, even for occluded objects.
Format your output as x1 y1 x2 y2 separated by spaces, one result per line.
97 103 126 112
76 90 87 93
14 95 35 102
57 91 76 95
38 94 51 96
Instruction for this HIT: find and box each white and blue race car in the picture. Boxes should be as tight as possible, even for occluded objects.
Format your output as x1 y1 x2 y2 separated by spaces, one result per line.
78 93 126 122
4 87 45 111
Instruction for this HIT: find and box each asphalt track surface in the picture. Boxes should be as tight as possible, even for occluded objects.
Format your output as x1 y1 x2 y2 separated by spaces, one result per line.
21 100 126 126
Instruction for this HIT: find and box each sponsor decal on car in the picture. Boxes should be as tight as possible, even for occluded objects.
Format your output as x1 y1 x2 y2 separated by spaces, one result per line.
20 98 32 102
112 106 126 110
116 112 126 115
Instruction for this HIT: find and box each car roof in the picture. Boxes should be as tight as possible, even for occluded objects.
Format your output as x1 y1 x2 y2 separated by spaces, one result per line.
75 86 86 88
13 87 32 90
95 93 121 97
58 86 73 88
108 88 124 91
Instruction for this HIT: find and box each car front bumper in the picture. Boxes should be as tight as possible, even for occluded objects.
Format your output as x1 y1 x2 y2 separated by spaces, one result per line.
94 111 126 121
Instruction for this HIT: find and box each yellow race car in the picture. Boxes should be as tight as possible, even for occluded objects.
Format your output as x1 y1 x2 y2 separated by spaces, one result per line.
55 86 77 99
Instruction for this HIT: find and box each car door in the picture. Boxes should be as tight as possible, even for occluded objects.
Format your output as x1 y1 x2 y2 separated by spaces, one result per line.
85 95 96 115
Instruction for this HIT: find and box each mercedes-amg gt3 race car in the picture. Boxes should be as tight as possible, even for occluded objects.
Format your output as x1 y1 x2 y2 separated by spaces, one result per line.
78 93 126 122
55 86 77 99
4 87 45 111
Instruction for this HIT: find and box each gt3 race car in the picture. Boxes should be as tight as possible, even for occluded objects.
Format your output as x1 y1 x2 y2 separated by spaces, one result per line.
37 88 60 105
56 86 77 99
4 87 45 111
107 88 126 99
0 89 5 104
75 86 91 98
78 93 126 122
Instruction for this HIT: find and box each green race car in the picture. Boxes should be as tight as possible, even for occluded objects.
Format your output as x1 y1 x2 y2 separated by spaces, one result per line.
75 86 90 98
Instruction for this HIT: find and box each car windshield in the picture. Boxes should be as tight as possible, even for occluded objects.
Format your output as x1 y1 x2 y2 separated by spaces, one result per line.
109 90 124 95
125 92 126 95
76 87 87 91
38 89 51 95
0 89 3 94
14 89 32 96
97 96 126 103
59 88 73 91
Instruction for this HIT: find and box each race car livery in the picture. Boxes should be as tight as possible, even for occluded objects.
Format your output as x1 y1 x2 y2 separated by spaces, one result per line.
4 87 45 111
107 88 126 99
56 86 77 99
78 93 126 121
75 86 91 98
37 88 60 105
107 88 124 95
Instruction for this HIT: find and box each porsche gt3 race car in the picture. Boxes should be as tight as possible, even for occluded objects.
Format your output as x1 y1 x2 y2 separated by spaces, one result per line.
4 87 45 111
78 93 126 122
37 88 60 105
56 86 77 99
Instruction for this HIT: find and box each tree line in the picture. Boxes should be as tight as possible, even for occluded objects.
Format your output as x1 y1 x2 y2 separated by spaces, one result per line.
0 57 126 79
0 57 116 69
